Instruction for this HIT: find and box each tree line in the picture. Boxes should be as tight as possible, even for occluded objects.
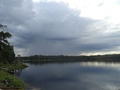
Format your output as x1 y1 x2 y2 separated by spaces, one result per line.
22 54 120 62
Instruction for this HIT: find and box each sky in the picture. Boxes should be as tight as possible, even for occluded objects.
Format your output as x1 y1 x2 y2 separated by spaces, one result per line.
0 0 120 56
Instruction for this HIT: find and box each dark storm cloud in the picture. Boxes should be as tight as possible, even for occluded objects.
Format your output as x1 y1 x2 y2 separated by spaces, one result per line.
0 0 120 55
0 0 34 25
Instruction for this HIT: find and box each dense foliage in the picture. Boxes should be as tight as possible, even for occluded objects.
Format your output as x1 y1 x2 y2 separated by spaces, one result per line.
0 24 15 64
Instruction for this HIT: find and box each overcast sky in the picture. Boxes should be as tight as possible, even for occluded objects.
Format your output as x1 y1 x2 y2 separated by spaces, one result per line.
0 0 120 56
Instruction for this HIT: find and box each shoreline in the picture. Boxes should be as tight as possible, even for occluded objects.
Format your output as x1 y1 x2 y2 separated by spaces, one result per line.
0 63 28 90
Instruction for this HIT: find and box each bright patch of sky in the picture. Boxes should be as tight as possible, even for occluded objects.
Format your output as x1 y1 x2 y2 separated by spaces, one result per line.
33 0 120 20
32 0 120 35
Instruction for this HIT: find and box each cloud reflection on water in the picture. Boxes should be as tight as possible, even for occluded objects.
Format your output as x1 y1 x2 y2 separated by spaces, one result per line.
20 62 120 90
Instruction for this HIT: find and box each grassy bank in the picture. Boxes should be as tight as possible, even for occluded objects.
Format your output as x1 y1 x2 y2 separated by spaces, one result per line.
0 63 28 90
0 63 28 69
0 70 24 89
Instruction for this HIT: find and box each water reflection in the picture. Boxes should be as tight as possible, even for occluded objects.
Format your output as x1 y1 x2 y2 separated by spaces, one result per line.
81 61 120 67
7 68 23 77
19 61 120 90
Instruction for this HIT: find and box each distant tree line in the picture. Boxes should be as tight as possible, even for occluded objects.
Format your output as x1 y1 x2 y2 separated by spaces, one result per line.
22 54 120 62
0 24 15 64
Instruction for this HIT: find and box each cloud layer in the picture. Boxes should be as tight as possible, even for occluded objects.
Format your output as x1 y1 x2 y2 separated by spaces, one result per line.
0 0 120 56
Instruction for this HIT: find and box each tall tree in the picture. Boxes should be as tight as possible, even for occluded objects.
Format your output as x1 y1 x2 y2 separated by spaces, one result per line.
0 24 15 64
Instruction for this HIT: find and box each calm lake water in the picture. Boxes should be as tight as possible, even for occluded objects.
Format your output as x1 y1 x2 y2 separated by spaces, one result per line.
19 62 120 90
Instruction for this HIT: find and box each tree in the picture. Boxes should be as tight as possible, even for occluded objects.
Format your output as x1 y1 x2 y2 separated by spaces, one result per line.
0 24 15 64
0 31 12 50
0 23 7 30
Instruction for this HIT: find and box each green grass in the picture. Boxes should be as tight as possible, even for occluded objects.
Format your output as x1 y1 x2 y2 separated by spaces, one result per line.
0 63 28 89
0 70 24 89
0 63 28 70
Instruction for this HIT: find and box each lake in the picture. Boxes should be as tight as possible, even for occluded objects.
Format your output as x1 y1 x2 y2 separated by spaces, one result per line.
19 61 120 90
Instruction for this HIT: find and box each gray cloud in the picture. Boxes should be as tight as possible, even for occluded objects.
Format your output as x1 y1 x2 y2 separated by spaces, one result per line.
0 0 120 55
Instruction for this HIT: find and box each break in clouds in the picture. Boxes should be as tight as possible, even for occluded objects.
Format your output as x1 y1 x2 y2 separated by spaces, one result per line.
0 0 120 56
